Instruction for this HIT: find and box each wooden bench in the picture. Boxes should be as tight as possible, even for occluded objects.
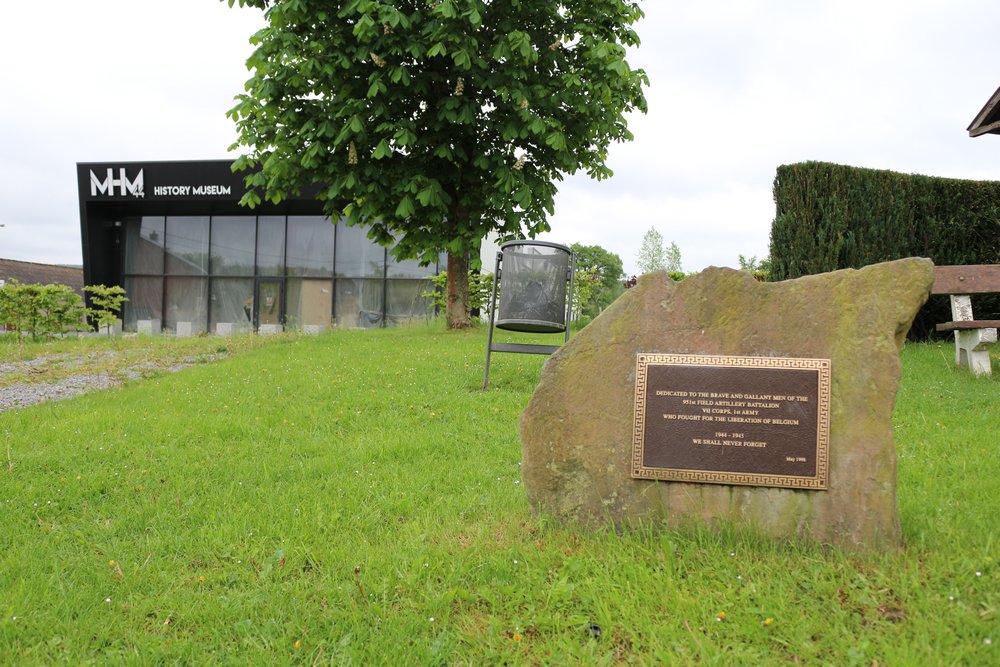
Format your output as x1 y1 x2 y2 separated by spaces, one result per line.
931 265 1000 376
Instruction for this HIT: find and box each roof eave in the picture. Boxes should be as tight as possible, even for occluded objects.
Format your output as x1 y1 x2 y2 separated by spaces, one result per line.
968 86 1000 137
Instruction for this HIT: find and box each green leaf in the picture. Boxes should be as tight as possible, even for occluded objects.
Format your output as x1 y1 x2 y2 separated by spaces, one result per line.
416 182 443 207
395 195 415 219
372 139 392 159
437 0 457 19
239 191 262 209
393 127 414 146
514 186 531 208
545 132 566 151
452 50 471 69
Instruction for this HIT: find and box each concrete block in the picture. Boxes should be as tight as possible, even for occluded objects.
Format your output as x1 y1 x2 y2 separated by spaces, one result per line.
137 319 159 335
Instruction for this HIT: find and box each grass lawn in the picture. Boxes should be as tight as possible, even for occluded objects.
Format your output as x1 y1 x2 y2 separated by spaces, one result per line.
0 326 996 664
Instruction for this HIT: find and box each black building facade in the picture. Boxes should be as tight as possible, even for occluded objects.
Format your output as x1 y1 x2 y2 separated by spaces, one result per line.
78 161 442 334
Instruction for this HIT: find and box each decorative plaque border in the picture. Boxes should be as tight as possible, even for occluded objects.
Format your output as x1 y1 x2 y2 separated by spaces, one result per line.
631 354 831 490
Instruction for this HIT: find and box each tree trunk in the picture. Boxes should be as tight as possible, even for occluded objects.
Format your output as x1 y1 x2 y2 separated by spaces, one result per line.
446 250 472 329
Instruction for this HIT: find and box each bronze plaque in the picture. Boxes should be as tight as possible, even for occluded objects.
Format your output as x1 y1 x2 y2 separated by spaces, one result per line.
632 354 831 490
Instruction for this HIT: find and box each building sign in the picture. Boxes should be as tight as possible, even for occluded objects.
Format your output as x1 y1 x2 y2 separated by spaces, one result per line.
150 184 232 197
90 168 144 198
81 162 244 201
632 354 831 490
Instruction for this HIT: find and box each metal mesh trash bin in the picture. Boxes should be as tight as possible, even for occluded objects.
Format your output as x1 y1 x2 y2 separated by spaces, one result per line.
496 241 571 333
482 240 575 389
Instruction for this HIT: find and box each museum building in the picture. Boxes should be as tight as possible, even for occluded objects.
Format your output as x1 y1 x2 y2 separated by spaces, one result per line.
77 160 443 334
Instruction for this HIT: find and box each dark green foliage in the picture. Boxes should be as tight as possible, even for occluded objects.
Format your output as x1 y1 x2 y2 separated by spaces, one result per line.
769 162 1000 337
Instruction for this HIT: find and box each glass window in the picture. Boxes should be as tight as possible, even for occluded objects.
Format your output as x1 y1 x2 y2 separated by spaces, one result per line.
335 223 385 278
386 249 437 279
165 217 209 275
164 277 208 334
124 217 165 274
210 216 255 276
122 276 162 332
387 280 433 324
335 278 384 328
287 279 333 330
286 216 334 276
210 278 254 333
256 216 285 276
256 279 283 328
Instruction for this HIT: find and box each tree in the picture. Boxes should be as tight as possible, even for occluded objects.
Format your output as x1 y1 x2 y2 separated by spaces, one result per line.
664 240 682 273
0 281 87 341
420 269 492 316
85 285 128 335
636 226 665 274
570 242 624 318
738 254 771 281
224 0 648 328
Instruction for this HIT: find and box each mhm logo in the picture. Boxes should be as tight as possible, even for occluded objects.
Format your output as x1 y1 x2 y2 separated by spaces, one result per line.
90 168 144 198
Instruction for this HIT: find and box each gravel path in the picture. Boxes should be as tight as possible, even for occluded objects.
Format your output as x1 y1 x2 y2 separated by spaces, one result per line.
0 352 220 413
0 371 122 412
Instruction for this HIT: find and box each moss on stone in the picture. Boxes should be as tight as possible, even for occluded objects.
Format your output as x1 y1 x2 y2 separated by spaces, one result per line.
520 259 934 551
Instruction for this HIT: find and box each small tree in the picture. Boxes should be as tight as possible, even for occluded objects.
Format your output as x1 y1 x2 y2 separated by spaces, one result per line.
85 285 128 335
0 281 87 341
0 280 28 335
738 254 772 281
636 227 666 274
570 270 598 322
664 241 683 273
421 271 492 317
41 284 87 337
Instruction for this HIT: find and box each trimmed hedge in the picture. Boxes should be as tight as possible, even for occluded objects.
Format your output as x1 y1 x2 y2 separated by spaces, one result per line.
769 162 1000 337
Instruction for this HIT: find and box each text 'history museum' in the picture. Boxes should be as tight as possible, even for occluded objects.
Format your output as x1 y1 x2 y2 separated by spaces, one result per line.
78 161 444 335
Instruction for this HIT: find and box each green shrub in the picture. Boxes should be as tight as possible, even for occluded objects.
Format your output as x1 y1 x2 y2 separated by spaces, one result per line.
738 255 771 282
0 281 86 341
84 284 128 334
769 162 1000 336
421 271 493 317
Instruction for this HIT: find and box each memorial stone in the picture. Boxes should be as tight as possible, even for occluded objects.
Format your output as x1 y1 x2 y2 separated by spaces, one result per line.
520 258 934 550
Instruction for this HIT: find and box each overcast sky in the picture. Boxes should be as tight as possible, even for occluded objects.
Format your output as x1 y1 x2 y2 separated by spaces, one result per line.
1 0 998 276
